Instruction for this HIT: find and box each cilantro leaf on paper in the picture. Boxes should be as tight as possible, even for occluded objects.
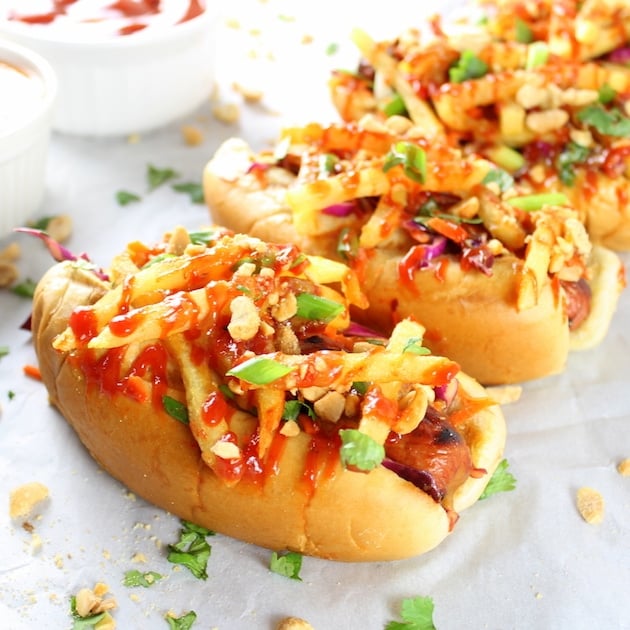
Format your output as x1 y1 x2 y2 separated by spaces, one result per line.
479 458 517 499
269 551 303 580
172 182 204 204
385 596 436 630
147 164 180 190
11 279 37 298
0 346 9 360
166 611 197 629
69 597 106 630
122 569 164 587
115 190 142 206
167 520 215 580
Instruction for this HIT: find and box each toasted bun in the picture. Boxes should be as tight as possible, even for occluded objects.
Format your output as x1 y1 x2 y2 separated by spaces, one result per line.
204 138 623 385
32 260 506 562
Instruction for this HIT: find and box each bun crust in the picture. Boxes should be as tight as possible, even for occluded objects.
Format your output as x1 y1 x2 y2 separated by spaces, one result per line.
203 138 623 385
32 253 506 562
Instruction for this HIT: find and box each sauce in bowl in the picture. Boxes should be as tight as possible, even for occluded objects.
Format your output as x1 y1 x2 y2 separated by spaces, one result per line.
4 0 205 38
0 60 45 135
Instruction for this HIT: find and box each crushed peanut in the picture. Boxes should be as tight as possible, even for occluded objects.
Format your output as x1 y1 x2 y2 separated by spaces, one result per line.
227 295 261 341
485 385 523 405
232 82 264 103
576 486 605 524
280 420 301 437
212 103 241 124
525 109 569 135
74 583 117 618
0 261 18 288
210 440 241 460
181 124 204 146
313 391 346 423
45 214 73 243
276 617 315 630
617 458 630 476
0 242 20 261
9 482 49 520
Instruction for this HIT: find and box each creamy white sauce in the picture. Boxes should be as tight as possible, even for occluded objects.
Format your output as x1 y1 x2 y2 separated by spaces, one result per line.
0 61 45 134
0 0 205 40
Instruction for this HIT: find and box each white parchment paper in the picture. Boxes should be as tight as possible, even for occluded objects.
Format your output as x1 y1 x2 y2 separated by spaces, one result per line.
1 2 628 629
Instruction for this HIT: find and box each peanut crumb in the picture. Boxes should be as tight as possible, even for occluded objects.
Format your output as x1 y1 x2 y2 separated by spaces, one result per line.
181 124 204 146
276 617 315 630
617 458 630 476
127 133 141 144
132 552 147 563
576 486 605 524
9 482 49 520
212 103 241 124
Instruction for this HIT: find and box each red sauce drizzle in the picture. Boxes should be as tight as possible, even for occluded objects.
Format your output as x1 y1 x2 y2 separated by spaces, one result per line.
69 307 99 345
201 390 229 427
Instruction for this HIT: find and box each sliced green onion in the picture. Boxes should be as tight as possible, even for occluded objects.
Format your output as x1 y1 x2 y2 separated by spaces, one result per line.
485 145 526 173
598 84 617 104
449 50 489 83
163 395 189 424
381 92 408 118
402 337 431 355
226 357 294 385
507 192 568 211
526 41 549 70
383 141 427 184
319 153 339 176
515 18 534 43
295 293 344 321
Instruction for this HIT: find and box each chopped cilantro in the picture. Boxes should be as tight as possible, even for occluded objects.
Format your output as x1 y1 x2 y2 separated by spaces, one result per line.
479 458 517 499
385 596 436 630
325 42 339 56
449 50 488 83
166 611 197 629
123 570 164 587
167 520 215 580
147 164 180 191
8 390 15 400
69 596 106 630
115 190 142 206
339 428 385 472
556 142 590 186
269 551 303 580
0 346 8 359
576 104 630 137
172 182 204 204
482 168 515 192
28 216 54 230
282 399 314 421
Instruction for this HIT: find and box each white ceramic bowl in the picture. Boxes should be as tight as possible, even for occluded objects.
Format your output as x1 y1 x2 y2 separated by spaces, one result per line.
0 37 57 238
0 1 216 137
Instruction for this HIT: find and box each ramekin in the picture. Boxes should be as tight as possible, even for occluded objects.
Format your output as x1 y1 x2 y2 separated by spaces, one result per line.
0 38 57 238
0 4 216 137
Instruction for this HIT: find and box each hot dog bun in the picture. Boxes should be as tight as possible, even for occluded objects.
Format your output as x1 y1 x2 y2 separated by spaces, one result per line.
31 231 507 562
203 132 625 385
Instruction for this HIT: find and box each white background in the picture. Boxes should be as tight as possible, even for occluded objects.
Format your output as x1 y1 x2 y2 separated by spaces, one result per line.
0 1 629 628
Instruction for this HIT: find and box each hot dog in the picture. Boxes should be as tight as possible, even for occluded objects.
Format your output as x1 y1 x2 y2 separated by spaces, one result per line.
31 227 507 562
202 117 625 385
328 2 630 250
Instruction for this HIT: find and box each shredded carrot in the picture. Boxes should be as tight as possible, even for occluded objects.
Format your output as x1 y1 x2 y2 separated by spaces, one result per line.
426 216 469 244
23 364 42 381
